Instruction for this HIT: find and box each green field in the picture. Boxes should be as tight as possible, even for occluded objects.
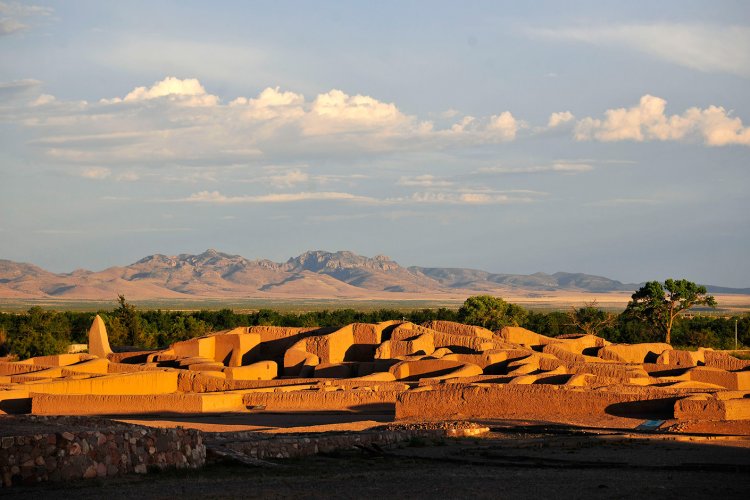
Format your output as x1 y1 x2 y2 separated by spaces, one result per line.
0 298 466 313
1 297 745 315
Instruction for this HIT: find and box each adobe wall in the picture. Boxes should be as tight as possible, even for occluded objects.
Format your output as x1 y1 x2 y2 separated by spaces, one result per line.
703 350 750 371
0 423 204 487
395 384 690 422
107 351 158 364
0 390 31 415
31 393 246 415
0 363 52 376
674 394 750 421
598 343 672 363
242 389 400 412
244 326 336 363
347 323 390 361
20 370 178 395
422 321 494 339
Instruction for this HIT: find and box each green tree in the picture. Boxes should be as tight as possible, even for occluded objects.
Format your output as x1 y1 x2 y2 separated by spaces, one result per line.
457 295 527 331
115 295 143 347
625 279 717 344
567 300 615 337
7 307 70 359
0 326 8 356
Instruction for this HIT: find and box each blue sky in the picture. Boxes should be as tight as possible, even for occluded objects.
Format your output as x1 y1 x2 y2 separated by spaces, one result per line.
1 1 749 286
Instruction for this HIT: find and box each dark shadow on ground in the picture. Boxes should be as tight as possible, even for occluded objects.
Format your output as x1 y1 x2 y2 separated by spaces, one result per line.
605 397 680 420
113 410 394 430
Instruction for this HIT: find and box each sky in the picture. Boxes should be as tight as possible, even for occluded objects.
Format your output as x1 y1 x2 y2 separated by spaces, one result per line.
0 1 749 286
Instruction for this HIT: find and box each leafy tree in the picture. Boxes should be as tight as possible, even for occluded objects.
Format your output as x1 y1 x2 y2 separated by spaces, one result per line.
0 326 8 356
567 300 615 337
625 279 717 344
7 307 70 359
523 311 575 337
457 295 527 331
115 295 143 346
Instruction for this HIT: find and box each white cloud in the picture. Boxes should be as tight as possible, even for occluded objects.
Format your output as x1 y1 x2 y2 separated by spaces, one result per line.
6 76 529 171
6 75 747 189
442 112 523 143
478 162 593 174
575 95 750 146
548 111 574 128
268 169 309 188
179 190 376 204
450 115 476 133
528 23 750 78
79 167 111 179
230 86 305 120
311 173 368 185
172 187 539 207
402 191 534 205
487 111 519 141
304 89 413 135
102 76 219 106
30 93 55 106
397 174 453 187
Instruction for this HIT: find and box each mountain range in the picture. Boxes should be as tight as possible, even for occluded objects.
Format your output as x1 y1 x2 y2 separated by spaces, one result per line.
0 249 747 300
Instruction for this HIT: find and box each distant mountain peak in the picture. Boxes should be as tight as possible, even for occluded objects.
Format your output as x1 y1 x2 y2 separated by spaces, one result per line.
0 250 747 300
285 250 401 272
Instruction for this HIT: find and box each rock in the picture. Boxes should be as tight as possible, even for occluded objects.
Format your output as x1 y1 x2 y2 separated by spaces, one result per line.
83 465 97 479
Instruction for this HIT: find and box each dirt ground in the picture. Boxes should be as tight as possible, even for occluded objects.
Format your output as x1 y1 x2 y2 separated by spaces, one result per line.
3 421 749 500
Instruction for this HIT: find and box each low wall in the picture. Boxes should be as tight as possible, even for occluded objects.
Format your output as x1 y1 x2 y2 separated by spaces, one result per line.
1 424 204 487
674 394 750 421
31 393 246 415
21 370 178 396
242 390 400 412
395 384 692 422
214 426 481 460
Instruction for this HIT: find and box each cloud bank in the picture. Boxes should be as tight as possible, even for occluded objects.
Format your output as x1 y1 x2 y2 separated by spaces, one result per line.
2 76 748 185
575 95 750 146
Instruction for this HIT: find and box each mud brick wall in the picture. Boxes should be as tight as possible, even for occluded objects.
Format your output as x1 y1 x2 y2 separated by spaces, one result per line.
1 427 204 488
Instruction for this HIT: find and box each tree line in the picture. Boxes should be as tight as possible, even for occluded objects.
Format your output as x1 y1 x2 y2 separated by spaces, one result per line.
0 282 747 359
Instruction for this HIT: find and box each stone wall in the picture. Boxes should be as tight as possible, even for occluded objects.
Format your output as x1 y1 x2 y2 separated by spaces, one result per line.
213 426 474 461
1 425 204 487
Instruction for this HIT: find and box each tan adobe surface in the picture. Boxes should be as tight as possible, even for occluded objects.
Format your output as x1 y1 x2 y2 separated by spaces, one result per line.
0 319 748 431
